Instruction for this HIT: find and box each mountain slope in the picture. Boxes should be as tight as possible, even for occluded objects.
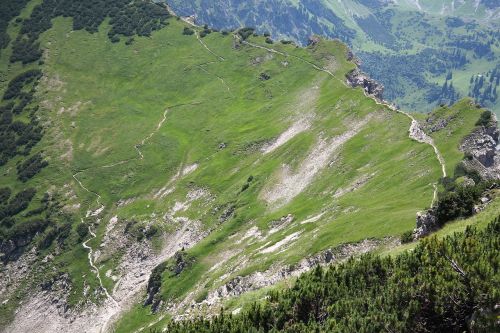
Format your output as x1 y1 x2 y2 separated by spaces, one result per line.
162 215 500 332
0 1 497 332
168 0 500 115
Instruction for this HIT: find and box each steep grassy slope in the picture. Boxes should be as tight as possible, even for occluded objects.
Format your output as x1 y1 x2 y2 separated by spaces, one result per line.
424 100 487 176
0 1 491 332
163 213 500 332
42 14 436 292
168 0 500 115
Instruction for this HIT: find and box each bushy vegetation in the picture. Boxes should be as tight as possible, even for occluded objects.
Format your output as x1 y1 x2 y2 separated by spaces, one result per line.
0 0 31 53
107 2 170 41
0 69 44 167
17 152 48 182
237 27 255 41
144 261 168 308
183 27 194 36
475 110 494 127
3 69 42 100
9 0 170 63
0 188 36 222
399 230 413 244
240 175 254 193
199 24 212 38
434 183 483 224
145 250 195 311
76 222 89 241
124 220 159 241
165 217 500 332
0 187 11 204
10 37 43 64
0 188 75 262
434 153 497 227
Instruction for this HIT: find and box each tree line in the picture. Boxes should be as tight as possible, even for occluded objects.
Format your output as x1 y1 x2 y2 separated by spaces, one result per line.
0 188 75 263
9 0 171 63
0 0 31 53
0 69 45 170
469 66 499 106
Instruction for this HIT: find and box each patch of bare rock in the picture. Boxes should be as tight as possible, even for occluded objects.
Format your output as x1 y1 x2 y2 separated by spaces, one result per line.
173 237 397 320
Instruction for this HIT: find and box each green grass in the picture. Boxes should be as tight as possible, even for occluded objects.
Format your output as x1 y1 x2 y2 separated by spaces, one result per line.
0 7 491 332
170 0 500 117
37 17 445 323
427 99 485 176
380 190 500 257
112 303 170 333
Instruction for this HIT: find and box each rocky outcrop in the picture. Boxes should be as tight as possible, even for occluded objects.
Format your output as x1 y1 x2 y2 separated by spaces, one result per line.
413 209 439 239
460 113 500 180
307 35 321 46
184 238 396 315
218 205 235 223
413 113 499 239
424 113 457 133
346 69 384 100
1 234 36 263
144 250 194 312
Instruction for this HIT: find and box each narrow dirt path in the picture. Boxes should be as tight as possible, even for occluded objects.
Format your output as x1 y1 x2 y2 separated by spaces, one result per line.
196 65 232 95
406 115 447 177
68 101 204 331
72 172 103 206
82 224 118 305
73 169 116 306
370 99 446 179
175 13 225 62
196 31 225 61
135 108 169 160
71 106 172 315
368 97 446 206
239 37 446 207
235 36 346 87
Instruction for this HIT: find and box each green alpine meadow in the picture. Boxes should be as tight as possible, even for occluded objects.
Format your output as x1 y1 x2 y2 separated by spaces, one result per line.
0 1 498 332
169 0 500 115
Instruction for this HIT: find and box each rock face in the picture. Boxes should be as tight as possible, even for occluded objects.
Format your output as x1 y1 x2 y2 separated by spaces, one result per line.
424 112 457 133
414 209 439 239
1 235 34 263
196 239 393 311
307 35 321 46
346 69 384 100
413 112 500 239
460 113 500 180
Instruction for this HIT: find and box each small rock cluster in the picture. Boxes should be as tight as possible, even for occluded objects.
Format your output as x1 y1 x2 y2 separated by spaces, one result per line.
197 239 387 310
424 114 456 133
413 209 439 239
413 112 500 239
460 115 500 180
346 69 384 100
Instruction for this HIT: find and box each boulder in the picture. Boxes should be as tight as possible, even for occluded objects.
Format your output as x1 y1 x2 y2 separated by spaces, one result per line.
307 35 321 46
346 69 384 100
460 113 500 180
414 209 438 239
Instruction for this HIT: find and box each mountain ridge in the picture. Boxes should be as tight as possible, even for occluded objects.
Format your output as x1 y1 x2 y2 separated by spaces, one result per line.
168 0 500 115
0 1 498 332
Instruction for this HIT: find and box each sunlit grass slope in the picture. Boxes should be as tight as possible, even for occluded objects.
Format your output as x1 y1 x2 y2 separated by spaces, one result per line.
2 14 449 330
